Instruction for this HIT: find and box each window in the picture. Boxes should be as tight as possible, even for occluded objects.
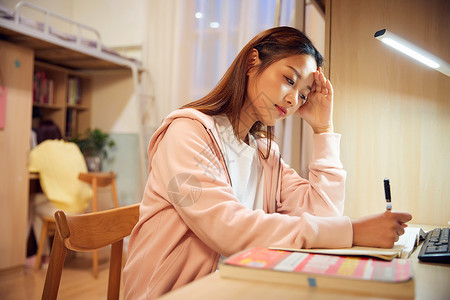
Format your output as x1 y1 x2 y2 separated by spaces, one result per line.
184 0 295 100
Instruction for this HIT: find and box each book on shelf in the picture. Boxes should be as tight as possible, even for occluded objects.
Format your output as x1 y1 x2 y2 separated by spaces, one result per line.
33 71 54 105
65 109 77 138
48 80 54 105
271 227 427 261
67 77 82 105
219 247 414 298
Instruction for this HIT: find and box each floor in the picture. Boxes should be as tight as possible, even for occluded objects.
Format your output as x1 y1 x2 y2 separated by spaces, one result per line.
0 251 121 300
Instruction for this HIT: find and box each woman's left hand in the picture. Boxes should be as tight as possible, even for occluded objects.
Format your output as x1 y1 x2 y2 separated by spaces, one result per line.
296 67 334 133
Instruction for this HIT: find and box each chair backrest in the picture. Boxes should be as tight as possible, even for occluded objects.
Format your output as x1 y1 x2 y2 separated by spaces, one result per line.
41 203 140 300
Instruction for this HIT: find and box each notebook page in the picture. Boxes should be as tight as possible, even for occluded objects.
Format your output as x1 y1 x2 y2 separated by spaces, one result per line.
396 227 424 258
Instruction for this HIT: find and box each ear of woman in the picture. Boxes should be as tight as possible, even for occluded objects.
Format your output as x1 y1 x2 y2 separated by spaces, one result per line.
246 49 260 74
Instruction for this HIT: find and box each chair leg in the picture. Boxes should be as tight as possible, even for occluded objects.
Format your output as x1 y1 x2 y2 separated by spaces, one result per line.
107 240 123 300
35 219 49 271
111 175 119 208
91 177 99 278
93 249 99 278
41 231 67 300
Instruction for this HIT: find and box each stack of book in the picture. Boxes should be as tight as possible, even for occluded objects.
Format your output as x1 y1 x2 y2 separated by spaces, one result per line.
219 247 415 298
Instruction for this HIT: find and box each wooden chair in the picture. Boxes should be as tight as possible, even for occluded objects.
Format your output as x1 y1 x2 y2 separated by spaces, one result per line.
78 171 120 211
41 203 140 300
78 171 120 277
34 171 119 278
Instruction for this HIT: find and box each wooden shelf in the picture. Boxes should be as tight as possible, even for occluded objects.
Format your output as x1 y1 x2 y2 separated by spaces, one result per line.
33 103 64 109
66 104 89 110
33 62 91 139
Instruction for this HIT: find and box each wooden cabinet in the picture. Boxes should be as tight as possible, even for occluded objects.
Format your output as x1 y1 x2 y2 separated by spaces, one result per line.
33 61 91 139
0 44 93 271
0 40 33 270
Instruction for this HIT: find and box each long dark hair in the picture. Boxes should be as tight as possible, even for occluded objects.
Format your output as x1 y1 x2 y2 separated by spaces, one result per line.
182 26 323 159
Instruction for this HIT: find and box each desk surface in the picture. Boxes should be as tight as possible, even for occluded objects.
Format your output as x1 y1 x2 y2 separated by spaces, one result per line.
159 225 450 300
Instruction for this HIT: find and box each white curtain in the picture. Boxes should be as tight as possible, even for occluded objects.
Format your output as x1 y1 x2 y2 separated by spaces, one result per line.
142 0 323 177
144 0 294 117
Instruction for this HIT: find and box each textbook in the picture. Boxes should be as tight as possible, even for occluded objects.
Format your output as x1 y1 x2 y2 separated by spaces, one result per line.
219 247 414 298
271 227 427 260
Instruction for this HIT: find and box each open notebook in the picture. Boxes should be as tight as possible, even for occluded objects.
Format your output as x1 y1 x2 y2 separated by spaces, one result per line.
271 227 427 260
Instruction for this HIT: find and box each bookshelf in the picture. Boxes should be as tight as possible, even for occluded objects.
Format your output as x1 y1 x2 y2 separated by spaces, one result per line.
33 61 91 139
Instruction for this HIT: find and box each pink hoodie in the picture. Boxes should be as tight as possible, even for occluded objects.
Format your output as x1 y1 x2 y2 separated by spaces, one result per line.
123 109 352 299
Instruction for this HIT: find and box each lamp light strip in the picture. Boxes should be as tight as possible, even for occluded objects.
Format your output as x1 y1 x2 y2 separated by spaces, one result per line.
374 29 450 77
381 38 440 69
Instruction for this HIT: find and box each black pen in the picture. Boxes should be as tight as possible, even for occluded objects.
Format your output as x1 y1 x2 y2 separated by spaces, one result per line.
384 178 392 210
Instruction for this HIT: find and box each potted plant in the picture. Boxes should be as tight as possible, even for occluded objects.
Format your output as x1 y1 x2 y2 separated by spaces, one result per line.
72 128 115 172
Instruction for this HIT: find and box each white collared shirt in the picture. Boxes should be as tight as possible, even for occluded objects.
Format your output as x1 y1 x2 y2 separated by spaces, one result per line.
213 115 264 210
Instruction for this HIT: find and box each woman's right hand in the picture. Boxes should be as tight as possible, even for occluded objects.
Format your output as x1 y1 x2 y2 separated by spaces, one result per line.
296 67 334 134
351 211 413 248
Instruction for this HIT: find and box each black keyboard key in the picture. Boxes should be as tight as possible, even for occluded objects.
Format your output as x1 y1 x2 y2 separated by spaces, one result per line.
418 227 450 264
425 245 448 254
429 228 441 242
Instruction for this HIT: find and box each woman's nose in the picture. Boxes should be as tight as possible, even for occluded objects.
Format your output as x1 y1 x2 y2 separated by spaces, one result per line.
285 91 298 107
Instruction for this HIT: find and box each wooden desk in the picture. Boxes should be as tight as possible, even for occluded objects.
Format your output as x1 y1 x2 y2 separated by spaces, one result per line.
159 226 450 300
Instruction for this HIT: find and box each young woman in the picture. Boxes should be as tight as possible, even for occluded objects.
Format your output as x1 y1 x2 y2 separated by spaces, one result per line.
123 26 412 299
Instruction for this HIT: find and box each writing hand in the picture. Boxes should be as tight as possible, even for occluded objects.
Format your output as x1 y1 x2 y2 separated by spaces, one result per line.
352 211 413 248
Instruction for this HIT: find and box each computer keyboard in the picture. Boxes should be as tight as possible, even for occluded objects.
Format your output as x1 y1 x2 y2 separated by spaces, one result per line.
418 228 450 264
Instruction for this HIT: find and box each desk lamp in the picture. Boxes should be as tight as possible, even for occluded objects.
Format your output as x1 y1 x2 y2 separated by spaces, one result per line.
374 29 450 77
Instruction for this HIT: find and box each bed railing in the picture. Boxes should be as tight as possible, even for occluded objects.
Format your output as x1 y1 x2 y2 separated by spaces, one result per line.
14 1 102 51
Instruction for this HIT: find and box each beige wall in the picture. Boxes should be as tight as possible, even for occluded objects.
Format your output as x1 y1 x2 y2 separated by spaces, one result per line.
89 70 138 133
72 0 146 61
327 0 450 225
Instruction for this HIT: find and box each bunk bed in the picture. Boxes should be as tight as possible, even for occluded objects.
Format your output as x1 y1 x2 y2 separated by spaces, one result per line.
0 1 149 211
0 1 143 72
